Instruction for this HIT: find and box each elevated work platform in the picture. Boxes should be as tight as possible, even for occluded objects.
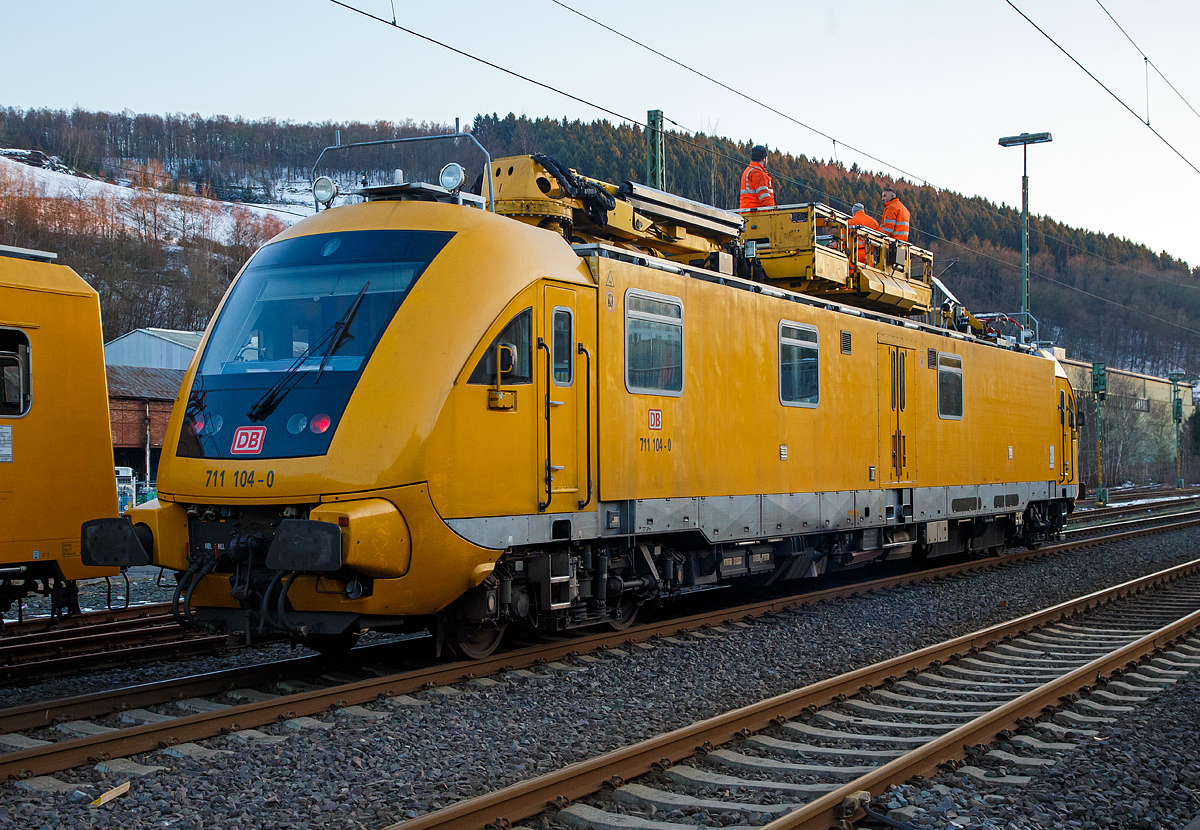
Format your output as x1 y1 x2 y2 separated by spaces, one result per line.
739 203 934 315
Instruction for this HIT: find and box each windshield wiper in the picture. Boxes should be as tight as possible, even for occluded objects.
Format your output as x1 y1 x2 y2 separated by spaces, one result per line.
315 280 369 385
246 281 371 423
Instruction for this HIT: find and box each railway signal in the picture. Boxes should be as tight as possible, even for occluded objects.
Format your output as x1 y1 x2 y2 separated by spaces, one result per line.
1092 362 1108 504
1169 373 1196 489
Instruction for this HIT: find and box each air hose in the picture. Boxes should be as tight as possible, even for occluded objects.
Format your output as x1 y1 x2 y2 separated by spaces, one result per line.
275 571 305 637
171 557 205 627
531 153 616 227
182 557 217 627
258 570 286 635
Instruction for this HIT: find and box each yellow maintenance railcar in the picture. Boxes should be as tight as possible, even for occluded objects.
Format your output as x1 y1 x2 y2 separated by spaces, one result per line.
87 140 1079 656
1 244 126 619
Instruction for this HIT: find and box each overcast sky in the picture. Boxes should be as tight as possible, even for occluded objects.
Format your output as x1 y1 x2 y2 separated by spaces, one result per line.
7 0 1200 286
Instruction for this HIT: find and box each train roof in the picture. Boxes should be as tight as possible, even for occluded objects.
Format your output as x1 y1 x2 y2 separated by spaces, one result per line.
0 245 97 299
574 241 1046 358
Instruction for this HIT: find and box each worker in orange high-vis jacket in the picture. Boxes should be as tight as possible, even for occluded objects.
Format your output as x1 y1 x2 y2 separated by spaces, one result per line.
847 202 880 264
879 187 911 242
739 145 775 208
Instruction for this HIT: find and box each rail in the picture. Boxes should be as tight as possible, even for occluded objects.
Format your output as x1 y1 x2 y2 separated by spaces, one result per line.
3 510 1199 782
383 558 1200 830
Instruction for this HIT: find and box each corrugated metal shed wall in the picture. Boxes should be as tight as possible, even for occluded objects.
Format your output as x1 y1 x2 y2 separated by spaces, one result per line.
104 329 201 370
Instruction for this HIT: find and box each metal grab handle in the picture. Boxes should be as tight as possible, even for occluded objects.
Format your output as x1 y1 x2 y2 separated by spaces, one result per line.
537 338 551 512
578 343 593 509
902 434 907 467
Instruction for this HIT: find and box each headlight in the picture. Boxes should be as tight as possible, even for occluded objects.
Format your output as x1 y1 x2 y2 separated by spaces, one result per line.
313 176 338 207
439 162 466 192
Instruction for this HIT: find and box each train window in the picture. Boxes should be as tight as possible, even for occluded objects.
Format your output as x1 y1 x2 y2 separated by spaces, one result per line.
552 308 573 386
468 308 533 385
779 321 819 407
0 329 31 417
625 289 683 396
938 353 963 419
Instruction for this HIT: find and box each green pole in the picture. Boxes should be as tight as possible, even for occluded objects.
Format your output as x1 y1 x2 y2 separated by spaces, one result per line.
646 110 664 190
1092 362 1107 504
1095 394 1106 504
1174 380 1184 489
1021 144 1029 320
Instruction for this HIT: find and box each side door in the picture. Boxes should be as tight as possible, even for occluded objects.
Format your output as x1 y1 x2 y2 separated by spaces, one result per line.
1057 381 1076 484
537 282 595 514
879 343 917 484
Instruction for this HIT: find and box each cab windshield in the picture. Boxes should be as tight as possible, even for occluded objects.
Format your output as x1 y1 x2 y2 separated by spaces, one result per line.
179 229 453 460
199 230 450 377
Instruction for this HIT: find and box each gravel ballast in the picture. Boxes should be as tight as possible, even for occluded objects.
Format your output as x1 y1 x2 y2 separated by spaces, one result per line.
2 530 1199 829
883 667 1200 829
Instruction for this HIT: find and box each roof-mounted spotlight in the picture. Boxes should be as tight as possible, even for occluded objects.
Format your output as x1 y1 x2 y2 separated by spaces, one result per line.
439 162 466 192
313 176 338 209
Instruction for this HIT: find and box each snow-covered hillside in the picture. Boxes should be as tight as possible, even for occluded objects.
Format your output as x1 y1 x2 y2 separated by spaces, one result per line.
1 152 312 245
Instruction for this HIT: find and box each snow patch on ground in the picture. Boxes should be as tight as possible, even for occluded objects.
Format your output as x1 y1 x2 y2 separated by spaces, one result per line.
0 154 313 245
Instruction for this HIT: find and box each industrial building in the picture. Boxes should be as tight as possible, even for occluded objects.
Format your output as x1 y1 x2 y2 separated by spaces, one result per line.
103 328 200 487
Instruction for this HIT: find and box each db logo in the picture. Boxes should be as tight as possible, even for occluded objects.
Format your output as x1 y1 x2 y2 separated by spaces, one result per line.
231 426 266 455
648 409 662 430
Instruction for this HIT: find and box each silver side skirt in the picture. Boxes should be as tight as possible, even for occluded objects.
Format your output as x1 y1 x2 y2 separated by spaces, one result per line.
445 481 1077 551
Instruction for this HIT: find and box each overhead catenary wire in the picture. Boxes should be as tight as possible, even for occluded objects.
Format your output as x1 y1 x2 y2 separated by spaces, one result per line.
546 0 923 185
325 0 1200 333
1094 0 1200 125
545 0 1200 290
1005 0 1200 178
325 1 834 205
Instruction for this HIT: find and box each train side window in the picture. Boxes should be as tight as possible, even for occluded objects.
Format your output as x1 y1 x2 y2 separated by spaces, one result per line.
468 308 533 385
938 353 963 419
779 321 819 407
0 329 31 417
625 289 683 396
552 307 573 386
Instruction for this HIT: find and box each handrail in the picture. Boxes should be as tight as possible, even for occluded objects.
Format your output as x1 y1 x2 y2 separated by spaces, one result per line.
578 343 593 510
309 132 495 212
537 338 551 512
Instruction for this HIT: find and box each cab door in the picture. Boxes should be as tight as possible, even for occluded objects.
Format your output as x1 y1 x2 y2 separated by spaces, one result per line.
537 283 590 513
1057 381 1077 485
879 343 916 484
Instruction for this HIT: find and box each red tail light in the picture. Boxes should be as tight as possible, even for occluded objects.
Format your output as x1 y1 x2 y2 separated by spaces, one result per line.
310 413 332 434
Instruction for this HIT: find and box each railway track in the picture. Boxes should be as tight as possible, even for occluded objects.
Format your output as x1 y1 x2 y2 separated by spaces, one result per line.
1062 507 1200 540
0 603 234 685
386 559 1200 830
1076 484 1200 508
0 497 1186 690
1068 492 1200 524
0 602 171 637
2 509 1199 786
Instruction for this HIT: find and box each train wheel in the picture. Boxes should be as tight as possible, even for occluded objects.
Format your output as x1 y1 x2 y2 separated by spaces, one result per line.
607 597 639 631
453 623 507 660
